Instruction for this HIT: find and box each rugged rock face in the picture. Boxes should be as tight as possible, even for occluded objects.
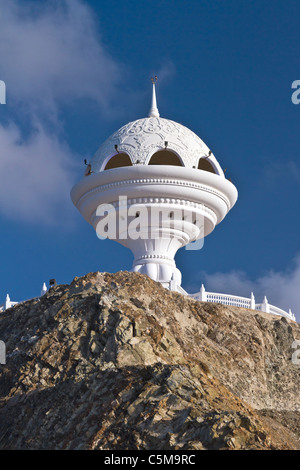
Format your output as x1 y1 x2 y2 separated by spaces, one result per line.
0 271 299 450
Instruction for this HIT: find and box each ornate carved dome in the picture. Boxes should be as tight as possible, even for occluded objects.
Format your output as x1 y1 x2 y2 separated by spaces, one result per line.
90 117 224 176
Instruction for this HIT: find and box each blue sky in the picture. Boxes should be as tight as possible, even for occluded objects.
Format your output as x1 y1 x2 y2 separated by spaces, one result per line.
0 0 299 319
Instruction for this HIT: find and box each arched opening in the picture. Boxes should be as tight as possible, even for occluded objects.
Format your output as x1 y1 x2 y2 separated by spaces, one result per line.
148 150 183 166
198 158 217 174
104 153 132 170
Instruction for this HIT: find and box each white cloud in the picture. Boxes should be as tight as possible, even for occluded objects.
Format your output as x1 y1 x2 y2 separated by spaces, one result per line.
264 160 300 186
191 255 300 321
0 122 78 225
0 0 121 116
0 0 124 224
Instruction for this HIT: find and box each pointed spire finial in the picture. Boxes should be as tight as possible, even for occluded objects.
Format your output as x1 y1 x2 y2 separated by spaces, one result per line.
149 76 160 118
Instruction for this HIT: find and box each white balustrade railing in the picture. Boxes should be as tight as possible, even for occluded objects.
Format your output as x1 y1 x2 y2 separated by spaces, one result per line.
206 293 251 309
0 283 48 313
1 281 297 323
190 285 296 322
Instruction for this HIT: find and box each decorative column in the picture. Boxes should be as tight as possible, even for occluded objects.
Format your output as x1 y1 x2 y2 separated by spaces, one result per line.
261 296 270 313
41 283 48 296
4 294 11 311
169 273 178 292
250 292 255 310
199 284 207 302
289 309 295 321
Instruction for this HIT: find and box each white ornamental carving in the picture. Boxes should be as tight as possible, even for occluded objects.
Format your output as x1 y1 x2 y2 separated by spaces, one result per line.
91 117 223 174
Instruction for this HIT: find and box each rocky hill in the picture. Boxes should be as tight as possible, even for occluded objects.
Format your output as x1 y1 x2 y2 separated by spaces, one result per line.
0 271 299 450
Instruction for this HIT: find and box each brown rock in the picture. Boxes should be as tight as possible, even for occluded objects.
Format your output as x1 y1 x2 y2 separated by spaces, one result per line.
0 271 299 450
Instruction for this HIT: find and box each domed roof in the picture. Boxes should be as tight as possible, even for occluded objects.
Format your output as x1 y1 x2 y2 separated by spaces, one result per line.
90 82 224 176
